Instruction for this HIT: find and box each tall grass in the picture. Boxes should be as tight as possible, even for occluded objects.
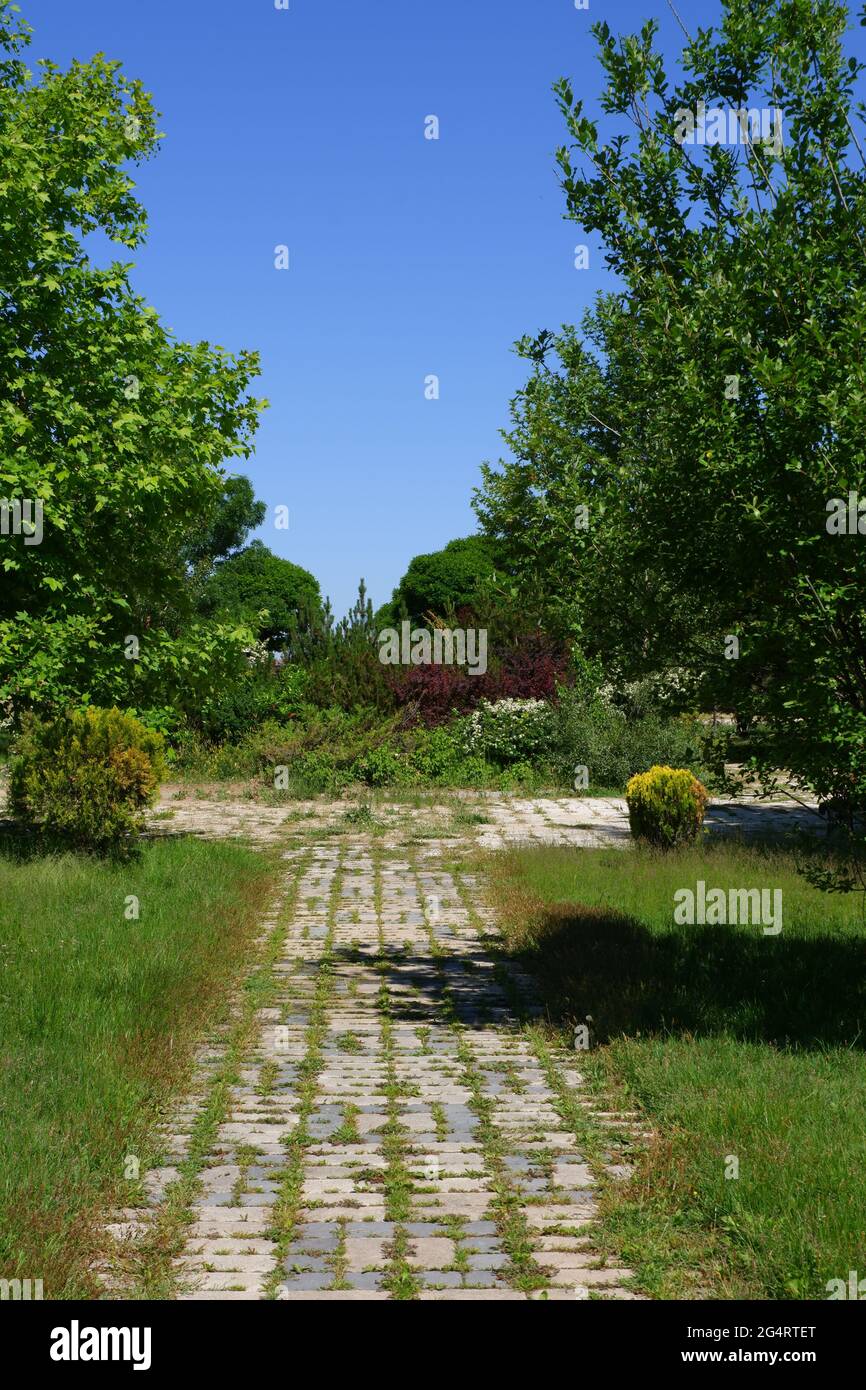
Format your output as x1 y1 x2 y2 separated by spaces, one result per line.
0 838 279 1298
487 841 866 1299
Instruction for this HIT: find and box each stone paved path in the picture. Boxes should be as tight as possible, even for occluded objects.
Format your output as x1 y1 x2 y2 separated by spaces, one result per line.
102 787 823 1301
472 793 824 850
148 787 823 850
105 834 641 1301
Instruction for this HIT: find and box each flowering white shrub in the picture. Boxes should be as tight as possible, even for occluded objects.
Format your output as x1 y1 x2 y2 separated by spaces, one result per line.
463 697 554 765
242 638 271 667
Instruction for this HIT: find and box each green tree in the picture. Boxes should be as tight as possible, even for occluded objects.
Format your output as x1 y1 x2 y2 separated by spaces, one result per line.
181 472 267 619
0 4 266 716
290 578 397 712
202 541 322 650
476 0 866 822
182 474 266 572
381 535 505 626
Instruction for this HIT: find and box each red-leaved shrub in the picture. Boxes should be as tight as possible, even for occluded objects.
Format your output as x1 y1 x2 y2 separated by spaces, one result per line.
389 631 568 725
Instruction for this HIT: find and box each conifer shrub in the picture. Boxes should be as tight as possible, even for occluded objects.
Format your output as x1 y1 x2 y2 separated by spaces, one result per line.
9 707 166 855
625 764 708 848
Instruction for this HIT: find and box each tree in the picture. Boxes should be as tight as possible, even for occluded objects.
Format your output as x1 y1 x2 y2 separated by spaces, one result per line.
182 474 266 572
181 473 266 618
381 535 505 626
0 4 267 717
475 0 866 821
473 327 619 645
202 541 322 650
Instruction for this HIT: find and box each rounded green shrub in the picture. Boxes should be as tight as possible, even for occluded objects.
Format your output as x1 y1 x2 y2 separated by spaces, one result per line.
463 698 555 766
382 534 504 626
552 688 707 791
8 707 167 854
625 764 708 848
352 744 410 788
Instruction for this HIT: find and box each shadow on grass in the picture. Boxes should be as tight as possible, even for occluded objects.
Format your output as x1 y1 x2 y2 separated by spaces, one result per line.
0 818 177 863
510 903 866 1050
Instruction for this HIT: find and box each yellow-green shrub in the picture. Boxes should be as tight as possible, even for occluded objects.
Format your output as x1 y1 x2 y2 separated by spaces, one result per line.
9 707 166 855
625 764 708 848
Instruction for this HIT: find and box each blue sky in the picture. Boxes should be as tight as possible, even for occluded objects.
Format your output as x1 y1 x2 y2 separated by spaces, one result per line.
21 1 778 615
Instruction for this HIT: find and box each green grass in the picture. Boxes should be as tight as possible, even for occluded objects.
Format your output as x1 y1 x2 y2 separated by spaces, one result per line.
487 840 866 1299
0 837 279 1298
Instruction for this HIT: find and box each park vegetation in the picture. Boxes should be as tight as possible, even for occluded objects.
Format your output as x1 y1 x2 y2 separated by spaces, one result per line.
5 0 864 847
2 0 866 1304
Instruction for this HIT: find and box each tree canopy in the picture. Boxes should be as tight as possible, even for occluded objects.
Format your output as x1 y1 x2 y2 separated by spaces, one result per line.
202 541 322 650
0 3 266 716
182 474 266 573
474 0 866 809
381 535 505 626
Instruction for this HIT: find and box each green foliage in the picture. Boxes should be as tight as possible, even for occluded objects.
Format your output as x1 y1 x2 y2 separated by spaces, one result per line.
279 708 408 793
195 662 308 743
473 0 866 837
351 742 411 788
380 535 505 625
347 721 492 789
201 541 322 650
408 724 487 784
175 706 391 787
127 704 183 741
182 475 266 572
170 676 711 797
463 698 555 765
0 6 266 717
626 765 708 849
173 704 531 793
552 686 707 791
8 706 166 854
0 611 259 721
298 579 397 713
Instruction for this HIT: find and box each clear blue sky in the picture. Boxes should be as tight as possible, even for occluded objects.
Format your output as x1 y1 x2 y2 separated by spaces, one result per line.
22 1 757 616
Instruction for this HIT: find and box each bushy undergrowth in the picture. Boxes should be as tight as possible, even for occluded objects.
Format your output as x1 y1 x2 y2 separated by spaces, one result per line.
142 634 717 797
196 662 309 743
552 687 709 791
173 707 547 793
463 697 555 765
167 677 710 797
9 707 166 855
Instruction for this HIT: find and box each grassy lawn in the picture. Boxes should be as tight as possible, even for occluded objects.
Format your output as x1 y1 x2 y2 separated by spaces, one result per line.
0 837 280 1298
486 841 866 1300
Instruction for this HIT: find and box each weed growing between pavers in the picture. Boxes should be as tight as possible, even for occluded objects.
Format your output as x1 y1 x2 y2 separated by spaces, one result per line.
374 852 424 1300
263 861 341 1298
412 856 548 1294
107 851 308 1299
